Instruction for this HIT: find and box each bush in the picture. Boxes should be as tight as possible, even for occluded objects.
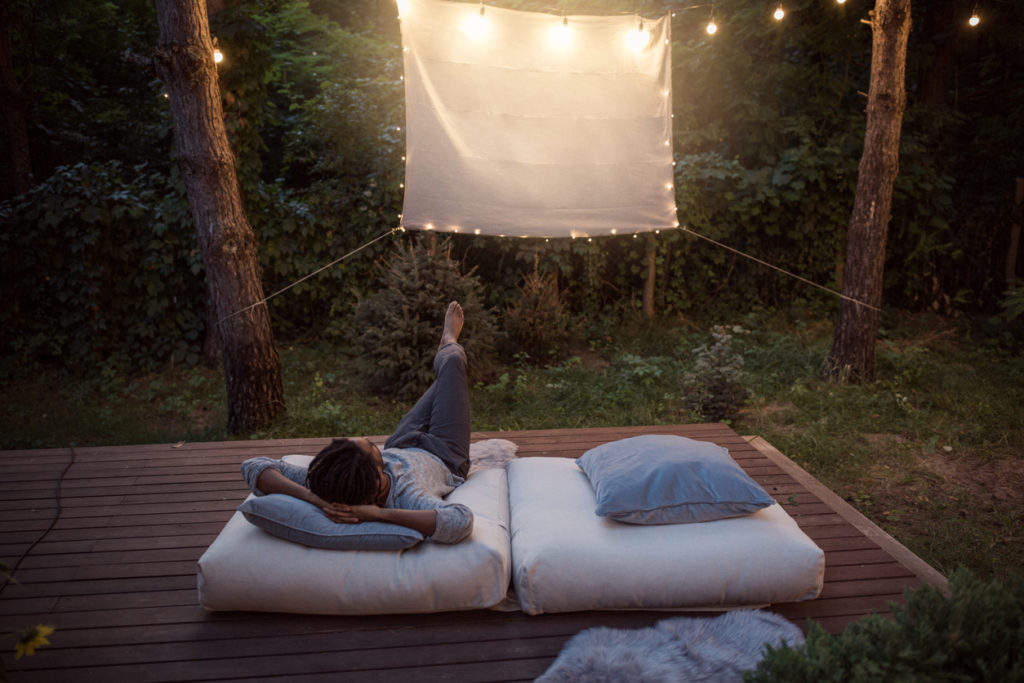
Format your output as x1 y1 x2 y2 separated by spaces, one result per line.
1001 280 1024 322
747 569 1024 682
0 161 204 372
501 267 575 361
351 237 499 399
682 325 750 422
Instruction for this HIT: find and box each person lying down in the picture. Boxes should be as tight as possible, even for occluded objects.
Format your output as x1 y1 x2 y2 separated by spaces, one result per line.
239 301 474 544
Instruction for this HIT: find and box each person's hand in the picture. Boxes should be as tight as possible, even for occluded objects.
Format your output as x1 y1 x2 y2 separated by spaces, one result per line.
321 502 380 524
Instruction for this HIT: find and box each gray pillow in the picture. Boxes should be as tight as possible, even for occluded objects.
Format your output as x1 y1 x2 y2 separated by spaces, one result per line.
238 494 424 550
576 434 775 524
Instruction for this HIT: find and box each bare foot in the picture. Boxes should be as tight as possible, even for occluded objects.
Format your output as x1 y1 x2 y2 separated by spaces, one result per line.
440 301 463 348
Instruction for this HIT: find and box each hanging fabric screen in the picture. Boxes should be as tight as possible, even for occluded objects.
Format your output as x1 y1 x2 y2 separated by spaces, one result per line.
397 0 677 238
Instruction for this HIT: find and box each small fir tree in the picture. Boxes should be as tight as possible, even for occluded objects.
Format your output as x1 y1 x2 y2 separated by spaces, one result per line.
682 325 750 423
352 238 498 399
502 265 575 361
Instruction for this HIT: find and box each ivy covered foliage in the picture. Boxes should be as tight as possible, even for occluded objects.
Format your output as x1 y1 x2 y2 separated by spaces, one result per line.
748 569 1024 682
351 237 498 399
0 162 203 370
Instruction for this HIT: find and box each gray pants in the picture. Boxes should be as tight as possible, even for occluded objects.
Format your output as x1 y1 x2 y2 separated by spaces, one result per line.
384 343 470 478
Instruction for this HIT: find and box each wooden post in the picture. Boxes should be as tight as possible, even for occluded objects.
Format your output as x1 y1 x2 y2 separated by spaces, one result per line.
643 233 656 319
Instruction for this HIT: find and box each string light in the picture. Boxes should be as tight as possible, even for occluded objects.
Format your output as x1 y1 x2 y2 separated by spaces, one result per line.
626 18 650 52
969 3 980 26
773 3 785 21
836 0 847 4
463 3 489 39
707 4 718 35
213 49 224 64
550 14 572 48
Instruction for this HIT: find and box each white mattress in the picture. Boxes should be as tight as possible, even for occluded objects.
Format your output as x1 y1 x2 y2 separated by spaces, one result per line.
508 457 824 615
198 460 511 615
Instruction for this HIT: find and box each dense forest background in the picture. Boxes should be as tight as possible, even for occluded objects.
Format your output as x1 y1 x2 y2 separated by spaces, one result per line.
2 0 1022 373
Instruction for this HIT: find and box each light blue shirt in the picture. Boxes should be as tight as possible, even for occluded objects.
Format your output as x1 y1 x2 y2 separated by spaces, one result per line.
240 448 473 544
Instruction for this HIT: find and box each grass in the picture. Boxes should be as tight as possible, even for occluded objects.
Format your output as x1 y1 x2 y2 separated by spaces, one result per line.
2 313 1022 579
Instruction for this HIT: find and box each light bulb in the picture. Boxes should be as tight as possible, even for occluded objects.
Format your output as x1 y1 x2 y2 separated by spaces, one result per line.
550 16 571 47
968 13 980 26
774 5 785 20
627 29 650 51
463 5 489 39
836 0 847 4
626 20 650 52
706 20 718 35
213 49 224 63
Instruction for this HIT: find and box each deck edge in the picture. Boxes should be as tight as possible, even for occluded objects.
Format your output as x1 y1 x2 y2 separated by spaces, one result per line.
744 435 950 596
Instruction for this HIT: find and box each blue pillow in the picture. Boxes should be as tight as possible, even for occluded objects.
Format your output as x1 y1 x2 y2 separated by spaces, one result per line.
238 494 424 550
576 435 775 524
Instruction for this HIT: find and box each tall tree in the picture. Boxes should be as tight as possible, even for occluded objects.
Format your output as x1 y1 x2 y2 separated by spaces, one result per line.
0 11 33 196
828 0 911 381
151 0 284 431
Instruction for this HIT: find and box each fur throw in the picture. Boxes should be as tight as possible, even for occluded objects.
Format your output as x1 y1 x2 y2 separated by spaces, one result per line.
537 610 803 682
467 438 518 475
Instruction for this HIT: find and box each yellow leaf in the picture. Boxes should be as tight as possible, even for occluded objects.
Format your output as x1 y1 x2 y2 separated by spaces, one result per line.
14 624 55 659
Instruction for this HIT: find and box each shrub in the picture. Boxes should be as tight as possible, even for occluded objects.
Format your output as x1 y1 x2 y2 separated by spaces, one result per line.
501 267 575 361
0 161 204 372
351 237 499 399
1001 280 1024 322
681 325 750 422
747 568 1024 682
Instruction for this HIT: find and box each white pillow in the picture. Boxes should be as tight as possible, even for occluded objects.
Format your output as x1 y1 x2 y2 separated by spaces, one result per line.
198 452 513 615
508 457 824 614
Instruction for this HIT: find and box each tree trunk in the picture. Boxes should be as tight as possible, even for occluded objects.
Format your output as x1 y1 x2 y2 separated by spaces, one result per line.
828 0 911 382
916 0 958 107
0 15 33 197
643 233 656 319
1006 178 1023 284
153 0 283 432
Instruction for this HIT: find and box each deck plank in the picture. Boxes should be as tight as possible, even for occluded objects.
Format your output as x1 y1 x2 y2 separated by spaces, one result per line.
0 423 945 681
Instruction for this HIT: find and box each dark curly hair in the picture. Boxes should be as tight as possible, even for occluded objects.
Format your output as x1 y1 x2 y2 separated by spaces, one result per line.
306 439 380 504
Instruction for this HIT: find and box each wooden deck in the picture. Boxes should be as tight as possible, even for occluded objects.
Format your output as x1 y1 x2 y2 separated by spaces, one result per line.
0 423 946 682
